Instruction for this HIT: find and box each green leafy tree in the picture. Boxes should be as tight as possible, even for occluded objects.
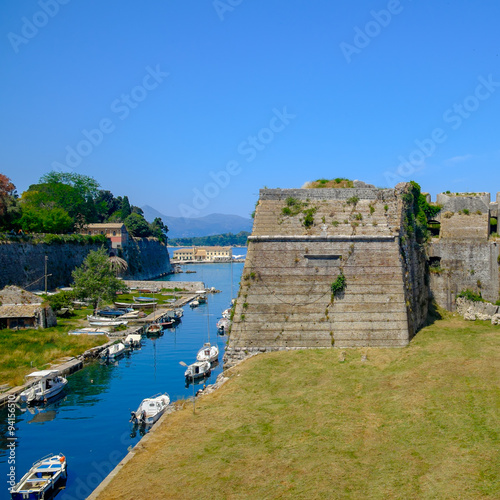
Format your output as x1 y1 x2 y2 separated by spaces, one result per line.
150 217 168 243
95 190 120 222
19 206 73 233
72 248 127 312
120 196 132 220
124 213 151 237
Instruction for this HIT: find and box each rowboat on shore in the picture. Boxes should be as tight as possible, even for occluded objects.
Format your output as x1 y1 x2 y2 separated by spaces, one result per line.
133 296 158 303
115 301 157 309
88 317 128 327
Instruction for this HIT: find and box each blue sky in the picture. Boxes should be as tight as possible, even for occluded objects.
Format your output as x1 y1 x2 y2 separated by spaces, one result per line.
1 0 499 218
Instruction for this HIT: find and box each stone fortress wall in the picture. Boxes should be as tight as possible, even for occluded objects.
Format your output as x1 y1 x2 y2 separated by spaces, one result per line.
225 183 500 366
0 237 172 291
428 191 499 309
225 183 429 365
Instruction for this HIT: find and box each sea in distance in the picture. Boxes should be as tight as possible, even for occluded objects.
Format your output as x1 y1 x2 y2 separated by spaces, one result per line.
0 247 246 500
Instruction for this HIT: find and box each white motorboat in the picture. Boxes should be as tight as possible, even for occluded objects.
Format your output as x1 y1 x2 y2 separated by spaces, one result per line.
216 317 230 334
222 308 232 319
196 343 219 363
190 300 199 308
130 393 170 426
100 342 127 361
18 371 67 405
184 360 211 380
175 308 184 317
10 453 67 500
124 334 142 348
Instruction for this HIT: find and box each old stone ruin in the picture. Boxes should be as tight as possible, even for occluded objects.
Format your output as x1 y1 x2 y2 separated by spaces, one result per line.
224 182 500 367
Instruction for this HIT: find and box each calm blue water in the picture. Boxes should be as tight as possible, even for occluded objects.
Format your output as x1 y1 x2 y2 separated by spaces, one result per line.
0 252 245 500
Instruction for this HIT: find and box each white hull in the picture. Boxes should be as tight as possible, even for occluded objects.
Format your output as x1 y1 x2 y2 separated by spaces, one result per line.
196 344 219 363
185 360 211 379
101 342 127 360
130 393 170 426
18 371 67 404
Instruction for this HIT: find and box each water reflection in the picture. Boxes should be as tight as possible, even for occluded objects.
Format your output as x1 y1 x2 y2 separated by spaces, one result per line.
0 258 245 500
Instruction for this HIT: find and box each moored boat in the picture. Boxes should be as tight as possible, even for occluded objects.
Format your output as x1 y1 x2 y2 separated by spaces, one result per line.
190 300 199 308
196 343 219 363
184 360 211 380
18 371 67 405
130 393 170 426
216 317 230 334
100 342 127 361
10 453 67 500
124 334 142 348
146 323 162 336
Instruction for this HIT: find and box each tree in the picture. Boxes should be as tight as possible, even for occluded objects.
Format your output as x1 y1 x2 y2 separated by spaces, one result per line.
124 213 151 237
0 174 16 216
21 172 101 229
95 190 120 222
0 174 20 230
19 206 73 233
72 248 127 312
150 217 168 243
120 196 132 220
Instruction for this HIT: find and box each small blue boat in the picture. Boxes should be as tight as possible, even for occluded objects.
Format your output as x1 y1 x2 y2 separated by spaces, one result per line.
10 453 67 500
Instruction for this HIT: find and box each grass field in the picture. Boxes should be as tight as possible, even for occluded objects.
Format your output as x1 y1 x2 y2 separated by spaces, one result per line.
97 314 500 500
0 308 108 387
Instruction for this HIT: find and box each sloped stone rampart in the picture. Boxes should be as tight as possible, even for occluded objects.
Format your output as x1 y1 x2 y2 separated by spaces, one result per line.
225 186 428 366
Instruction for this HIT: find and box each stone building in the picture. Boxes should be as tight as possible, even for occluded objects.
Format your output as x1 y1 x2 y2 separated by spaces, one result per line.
0 286 57 329
172 246 232 262
80 223 129 249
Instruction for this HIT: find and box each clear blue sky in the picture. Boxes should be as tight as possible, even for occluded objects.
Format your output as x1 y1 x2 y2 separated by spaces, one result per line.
1 0 499 218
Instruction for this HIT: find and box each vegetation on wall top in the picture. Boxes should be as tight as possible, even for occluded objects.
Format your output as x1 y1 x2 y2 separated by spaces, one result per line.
304 178 354 189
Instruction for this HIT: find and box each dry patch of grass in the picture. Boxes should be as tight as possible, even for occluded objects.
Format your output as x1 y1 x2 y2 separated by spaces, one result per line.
0 308 107 387
97 316 500 500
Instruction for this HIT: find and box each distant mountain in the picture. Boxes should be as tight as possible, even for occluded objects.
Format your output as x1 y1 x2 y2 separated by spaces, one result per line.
142 205 254 239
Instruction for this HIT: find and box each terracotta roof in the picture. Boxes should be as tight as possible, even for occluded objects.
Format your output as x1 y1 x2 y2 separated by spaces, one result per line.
83 223 126 229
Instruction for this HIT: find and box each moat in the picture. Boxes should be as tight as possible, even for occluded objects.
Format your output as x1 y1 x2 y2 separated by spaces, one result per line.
0 258 245 500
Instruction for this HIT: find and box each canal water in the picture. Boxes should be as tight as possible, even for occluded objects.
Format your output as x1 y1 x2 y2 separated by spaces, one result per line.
0 252 245 500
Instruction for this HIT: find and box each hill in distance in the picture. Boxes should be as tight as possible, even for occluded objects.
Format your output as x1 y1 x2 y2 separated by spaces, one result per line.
142 205 253 239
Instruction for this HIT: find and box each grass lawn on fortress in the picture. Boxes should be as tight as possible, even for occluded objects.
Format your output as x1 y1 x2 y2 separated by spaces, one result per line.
97 313 499 500
0 308 107 388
